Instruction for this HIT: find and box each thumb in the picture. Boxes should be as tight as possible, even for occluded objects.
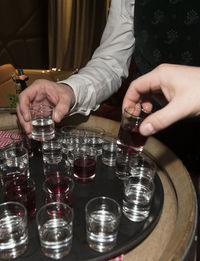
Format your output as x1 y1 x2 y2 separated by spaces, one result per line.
139 100 188 136
53 103 70 123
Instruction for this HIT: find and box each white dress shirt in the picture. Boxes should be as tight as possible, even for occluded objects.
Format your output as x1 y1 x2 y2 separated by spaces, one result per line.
60 0 135 115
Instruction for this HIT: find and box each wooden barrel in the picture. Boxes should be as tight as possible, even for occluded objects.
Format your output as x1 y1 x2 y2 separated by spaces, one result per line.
0 113 197 261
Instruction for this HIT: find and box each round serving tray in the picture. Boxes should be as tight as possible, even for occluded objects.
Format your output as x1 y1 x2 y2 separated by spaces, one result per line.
17 153 163 261
0 113 197 261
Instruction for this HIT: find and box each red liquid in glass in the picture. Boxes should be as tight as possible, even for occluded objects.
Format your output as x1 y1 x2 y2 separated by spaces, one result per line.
4 176 36 220
1 172 26 186
73 157 96 183
44 177 73 206
118 124 147 152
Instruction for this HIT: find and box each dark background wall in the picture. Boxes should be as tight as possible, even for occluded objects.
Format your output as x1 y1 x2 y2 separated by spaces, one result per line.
0 0 49 69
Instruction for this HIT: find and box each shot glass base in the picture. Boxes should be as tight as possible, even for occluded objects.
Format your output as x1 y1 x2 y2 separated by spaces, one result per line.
102 159 116 167
73 173 95 183
115 171 131 180
32 133 55 142
87 237 116 253
41 245 72 260
0 242 28 260
122 203 150 222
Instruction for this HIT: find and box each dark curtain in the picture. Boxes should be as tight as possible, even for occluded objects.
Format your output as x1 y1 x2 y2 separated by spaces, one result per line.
48 0 108 70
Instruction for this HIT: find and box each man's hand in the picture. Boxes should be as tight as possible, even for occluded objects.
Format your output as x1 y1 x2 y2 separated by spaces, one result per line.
17 79 75 137
122 64 200 136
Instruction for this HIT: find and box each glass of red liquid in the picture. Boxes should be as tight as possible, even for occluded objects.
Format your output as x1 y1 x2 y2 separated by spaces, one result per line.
3 175 36 221
73 146 97 183
1 170 27 186
43 175 74 207
117 107 150 153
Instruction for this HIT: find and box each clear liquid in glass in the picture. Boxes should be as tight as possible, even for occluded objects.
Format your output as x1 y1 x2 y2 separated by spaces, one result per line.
31 118 55 141
39 218 72 259
86 209 118 252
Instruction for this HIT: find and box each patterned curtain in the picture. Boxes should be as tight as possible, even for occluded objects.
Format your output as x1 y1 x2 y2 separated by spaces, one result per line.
48 0 108 70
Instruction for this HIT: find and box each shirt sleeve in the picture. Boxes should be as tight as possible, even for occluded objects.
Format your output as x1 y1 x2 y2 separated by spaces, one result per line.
59 0 135 116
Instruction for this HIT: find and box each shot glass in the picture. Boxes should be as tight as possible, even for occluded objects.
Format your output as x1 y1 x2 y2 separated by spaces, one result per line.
43 175 74 207
30 104 55 141
43 160 71 178
61 126 87 146
4 146 29 177
42 132 63 164
73 146 97 183
0 137 13 176
61 126 87 164
85 127 105 156
85 196 121 253
0 170 28 187
0 202 28 259
3 176 36 221
122 175 155 222
10 133 33 157
36 202 73 259
117 107 150 152
115 147 135 180
61 135 77 165
129 153 157 180
102 134 118 167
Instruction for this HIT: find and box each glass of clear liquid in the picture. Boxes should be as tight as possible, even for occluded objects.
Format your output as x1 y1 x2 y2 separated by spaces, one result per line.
0 201 28 259
85 196 121 253
36 202 73 259
30 104 55 141
123 175 155 222
102 134 118 167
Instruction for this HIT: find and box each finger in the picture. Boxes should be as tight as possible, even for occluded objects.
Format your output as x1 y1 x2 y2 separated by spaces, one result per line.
16 105 32 135
139 99 189 136
122 70 162 112
18 90 33 122
53 98 71 122
141 94 153 113
122 81 140 112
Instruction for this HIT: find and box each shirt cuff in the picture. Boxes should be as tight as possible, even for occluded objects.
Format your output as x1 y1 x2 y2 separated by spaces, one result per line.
58 75 100 116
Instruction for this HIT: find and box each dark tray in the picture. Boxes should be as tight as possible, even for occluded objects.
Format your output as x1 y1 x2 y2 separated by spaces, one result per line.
4 153 164 261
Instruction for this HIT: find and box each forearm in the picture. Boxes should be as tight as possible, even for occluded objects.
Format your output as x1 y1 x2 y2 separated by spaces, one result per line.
60 0 135 115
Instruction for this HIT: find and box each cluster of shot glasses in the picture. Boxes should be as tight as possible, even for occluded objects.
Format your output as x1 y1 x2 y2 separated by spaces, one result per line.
0 104 157 259
0 133 36 259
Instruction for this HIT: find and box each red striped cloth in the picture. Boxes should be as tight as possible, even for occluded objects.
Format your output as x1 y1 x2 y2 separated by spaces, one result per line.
0 131 23 148
0 131 13 147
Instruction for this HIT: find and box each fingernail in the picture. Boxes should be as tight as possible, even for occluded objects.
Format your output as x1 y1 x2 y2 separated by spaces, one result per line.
54 111 62 123
141 123 155 136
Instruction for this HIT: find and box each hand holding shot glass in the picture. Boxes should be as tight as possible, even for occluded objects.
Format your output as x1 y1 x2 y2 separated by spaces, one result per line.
117 107 151 152
29 104 55 141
